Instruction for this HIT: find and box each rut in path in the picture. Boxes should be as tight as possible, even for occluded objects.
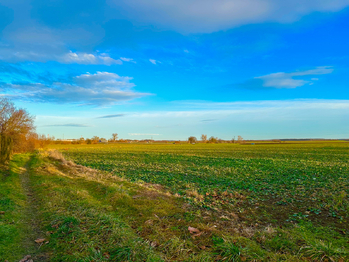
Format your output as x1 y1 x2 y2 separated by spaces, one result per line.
19 162 49 262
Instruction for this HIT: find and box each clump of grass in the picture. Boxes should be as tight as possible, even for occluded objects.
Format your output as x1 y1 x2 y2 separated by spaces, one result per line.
160 237 194 259
214 240 241 261
300 240 349 261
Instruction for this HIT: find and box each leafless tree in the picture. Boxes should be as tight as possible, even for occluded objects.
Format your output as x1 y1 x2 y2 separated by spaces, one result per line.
237 135 244 143
111 133 118 142
201 134 207 143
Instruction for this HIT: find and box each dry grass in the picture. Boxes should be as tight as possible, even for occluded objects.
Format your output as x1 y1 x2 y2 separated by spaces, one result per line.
186 189 204 201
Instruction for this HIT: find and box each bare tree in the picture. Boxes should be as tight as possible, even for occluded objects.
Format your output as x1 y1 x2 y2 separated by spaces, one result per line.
201 134 207 143
37 134 51 149
237 135 244 143
188 136 197 144
111 133 118 142
0 98 35 163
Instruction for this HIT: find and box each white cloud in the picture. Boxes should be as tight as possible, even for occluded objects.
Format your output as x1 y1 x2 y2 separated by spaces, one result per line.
0 47 122 65
120 57 136 63
257 66 333 89
1 71 150 106
172 99 349 111
238 66 334 89
75 72 134 88
112 0 349 33
149 59 157 65
59 51 122 65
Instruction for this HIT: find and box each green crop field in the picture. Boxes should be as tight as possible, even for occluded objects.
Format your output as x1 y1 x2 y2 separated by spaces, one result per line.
46 141 349 261
2 142 349 261
57 142 349 226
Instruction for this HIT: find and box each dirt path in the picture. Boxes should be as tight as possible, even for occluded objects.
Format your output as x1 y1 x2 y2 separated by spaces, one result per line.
19 161 48 262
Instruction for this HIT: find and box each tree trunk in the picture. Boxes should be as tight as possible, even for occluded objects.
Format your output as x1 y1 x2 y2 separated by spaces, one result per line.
0 134 13 164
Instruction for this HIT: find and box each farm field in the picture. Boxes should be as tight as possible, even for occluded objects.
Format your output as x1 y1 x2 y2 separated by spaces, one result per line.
48 141 349 261
57 142 349 227
1 142 348 261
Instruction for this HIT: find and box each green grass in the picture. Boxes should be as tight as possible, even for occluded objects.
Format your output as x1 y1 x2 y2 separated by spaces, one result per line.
2 142 349 261
28 153 163 261
0 154 31 262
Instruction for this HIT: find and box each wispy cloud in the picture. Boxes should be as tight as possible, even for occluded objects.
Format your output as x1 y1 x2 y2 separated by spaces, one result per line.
129 133 161 136
42 123 91 127
1 71 151 106
120 57 136 63
59 51 122 65
238 66 334 89
0 48 122 65
171 99 349 111
149 59 161 65
201 119 217 122
96 114 125 118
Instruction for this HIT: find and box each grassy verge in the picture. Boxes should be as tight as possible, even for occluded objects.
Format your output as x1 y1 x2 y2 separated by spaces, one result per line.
28 151 164 261
0 154 31 262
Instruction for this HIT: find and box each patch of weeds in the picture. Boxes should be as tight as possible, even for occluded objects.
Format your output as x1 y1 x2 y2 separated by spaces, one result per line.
84 248 107 262
0 198 15 211
265 233 297 252
212 236 225 245
160 237 194 259
57 216 80 235
109 242 164 262
214 240 241 262
187 251 214 262
109 246 133 261
300 240 349 261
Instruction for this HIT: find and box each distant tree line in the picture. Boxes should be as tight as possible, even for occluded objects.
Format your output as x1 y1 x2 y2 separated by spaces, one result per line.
50 133 245 145
187 134 244 144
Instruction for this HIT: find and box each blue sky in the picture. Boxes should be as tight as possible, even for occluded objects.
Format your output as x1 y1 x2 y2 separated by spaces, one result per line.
0 0 349 140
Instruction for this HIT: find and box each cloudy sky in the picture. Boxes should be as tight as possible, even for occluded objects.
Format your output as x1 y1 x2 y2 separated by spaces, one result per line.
0 0 348 140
